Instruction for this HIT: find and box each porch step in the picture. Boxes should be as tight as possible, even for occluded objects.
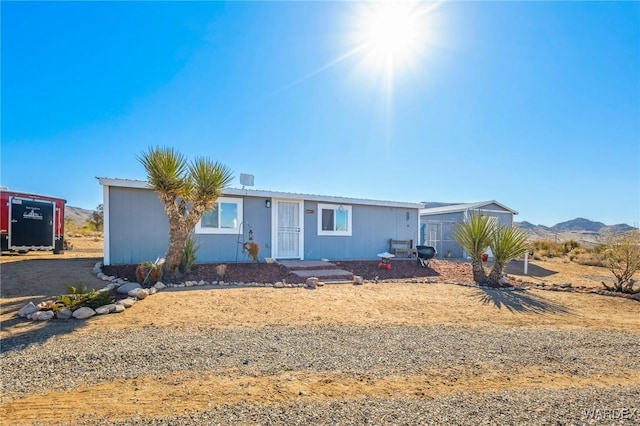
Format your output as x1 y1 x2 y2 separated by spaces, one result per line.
279 260 338 270
289 268 354 280
279 260 354 282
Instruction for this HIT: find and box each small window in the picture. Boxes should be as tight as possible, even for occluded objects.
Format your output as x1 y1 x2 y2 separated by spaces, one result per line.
195 197 243 234
317 203 352 236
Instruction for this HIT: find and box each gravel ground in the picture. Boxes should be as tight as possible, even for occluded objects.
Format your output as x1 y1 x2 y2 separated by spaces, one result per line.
69 389 639 426
2 325 639 424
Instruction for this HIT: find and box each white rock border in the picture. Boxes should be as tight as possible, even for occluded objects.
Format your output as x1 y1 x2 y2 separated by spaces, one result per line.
24 261 480 323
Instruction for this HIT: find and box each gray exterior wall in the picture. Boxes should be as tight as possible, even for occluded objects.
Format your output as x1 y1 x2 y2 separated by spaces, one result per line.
106 186 418 265
303 201 418 260
195 196 273 263
108 187 169 264
420 205 515 259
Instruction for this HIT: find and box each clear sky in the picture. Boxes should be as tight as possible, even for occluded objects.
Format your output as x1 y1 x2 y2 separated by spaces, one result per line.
2 1 639 227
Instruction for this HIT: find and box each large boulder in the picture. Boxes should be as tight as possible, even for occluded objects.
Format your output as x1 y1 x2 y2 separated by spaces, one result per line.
117 282 141 294
128 288 149 299
117 298 136 308
56 309 73 320
95 304 117 315
18 302 38 318
72 307 96 320
306 277 319 289
32 310 55 321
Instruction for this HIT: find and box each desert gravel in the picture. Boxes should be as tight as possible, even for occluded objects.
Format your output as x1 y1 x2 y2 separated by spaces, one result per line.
2 324 639 425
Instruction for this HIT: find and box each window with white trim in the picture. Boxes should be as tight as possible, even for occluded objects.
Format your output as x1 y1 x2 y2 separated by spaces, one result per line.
317 203 352 236
195 197 243 234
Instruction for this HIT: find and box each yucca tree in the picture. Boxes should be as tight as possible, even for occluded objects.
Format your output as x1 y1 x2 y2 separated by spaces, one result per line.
138 146 233 278
487 224 529 287
452 211 494 285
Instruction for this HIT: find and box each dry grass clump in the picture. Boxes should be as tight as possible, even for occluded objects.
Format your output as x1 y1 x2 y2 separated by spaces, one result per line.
571 252 607 267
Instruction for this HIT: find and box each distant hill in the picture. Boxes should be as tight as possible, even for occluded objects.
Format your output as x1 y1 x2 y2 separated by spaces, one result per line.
515 218 637 246
65 205 94 226
552 217 606 232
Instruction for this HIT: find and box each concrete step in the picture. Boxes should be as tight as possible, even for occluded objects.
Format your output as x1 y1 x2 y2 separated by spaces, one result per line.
289 268 354 280
279 260 338 270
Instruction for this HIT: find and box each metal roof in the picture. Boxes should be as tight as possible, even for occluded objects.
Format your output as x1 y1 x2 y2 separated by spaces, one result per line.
419 200 518 215
97 177 421 209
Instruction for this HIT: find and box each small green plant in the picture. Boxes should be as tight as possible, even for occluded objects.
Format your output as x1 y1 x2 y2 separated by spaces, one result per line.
56 282 115 310
180 234 201 273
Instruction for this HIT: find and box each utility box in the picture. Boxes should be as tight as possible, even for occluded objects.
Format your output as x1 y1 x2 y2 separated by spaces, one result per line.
1 189 66 254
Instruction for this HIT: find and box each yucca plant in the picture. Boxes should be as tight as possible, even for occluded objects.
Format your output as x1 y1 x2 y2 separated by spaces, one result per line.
138 146 233 279
487 224 529 287
452 211 494 285
181 233 201 273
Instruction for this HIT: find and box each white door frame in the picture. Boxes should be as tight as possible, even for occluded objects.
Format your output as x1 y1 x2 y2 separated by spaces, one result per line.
271 198 304 260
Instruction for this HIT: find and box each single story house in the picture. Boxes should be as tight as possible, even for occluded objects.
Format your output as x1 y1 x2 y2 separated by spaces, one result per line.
99 178 421 266
419 200 518 259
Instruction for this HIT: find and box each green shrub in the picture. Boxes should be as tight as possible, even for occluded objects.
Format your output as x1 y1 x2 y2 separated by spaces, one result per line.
181 234 201 273
56 282 115 310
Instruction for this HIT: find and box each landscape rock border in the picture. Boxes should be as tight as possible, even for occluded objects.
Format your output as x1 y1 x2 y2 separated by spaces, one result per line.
21 260 634 324
16 262 371 323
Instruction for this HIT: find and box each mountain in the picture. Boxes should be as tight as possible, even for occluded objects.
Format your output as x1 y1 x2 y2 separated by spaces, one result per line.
552 217 606 232
65 205 94 226
514 218 637 246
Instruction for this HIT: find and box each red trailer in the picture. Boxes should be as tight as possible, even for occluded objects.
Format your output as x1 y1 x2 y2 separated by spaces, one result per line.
0 189 66 254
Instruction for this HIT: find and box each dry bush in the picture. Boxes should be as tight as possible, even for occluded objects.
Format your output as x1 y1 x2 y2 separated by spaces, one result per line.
572 253 607 267
600 230 640 293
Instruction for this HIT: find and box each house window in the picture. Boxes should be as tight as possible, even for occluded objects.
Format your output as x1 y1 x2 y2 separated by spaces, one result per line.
317 203 352 236
195 197 243 234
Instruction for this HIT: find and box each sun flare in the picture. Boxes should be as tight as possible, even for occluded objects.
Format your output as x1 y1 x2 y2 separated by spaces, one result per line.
363 2 424 64
353 1 435 77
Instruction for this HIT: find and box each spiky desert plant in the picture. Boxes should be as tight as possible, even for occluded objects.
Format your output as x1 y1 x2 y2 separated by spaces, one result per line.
452 211 494 285
138 146 233 279
487 224 529 287
181 233 201 273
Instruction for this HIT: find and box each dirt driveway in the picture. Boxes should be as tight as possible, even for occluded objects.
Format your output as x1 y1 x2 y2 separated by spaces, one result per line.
1 235 105 295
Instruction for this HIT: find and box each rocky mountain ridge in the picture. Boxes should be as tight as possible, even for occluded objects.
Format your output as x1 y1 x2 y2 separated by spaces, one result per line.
515 217 636 246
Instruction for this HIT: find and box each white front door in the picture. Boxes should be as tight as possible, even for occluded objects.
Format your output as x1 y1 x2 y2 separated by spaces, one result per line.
273 199 304 259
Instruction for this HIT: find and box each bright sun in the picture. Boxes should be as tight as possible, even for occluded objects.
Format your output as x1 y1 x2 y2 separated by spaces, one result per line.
353 1 433 77
363 2 423 63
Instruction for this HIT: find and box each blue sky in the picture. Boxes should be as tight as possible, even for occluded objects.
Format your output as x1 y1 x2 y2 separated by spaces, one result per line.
2 1 639 227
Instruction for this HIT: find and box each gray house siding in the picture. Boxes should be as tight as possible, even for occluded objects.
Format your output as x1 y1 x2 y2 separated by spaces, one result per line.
108 187 169 264
103 179 420 265
194 197 273 263
303 202 418 260
107 188 272 265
